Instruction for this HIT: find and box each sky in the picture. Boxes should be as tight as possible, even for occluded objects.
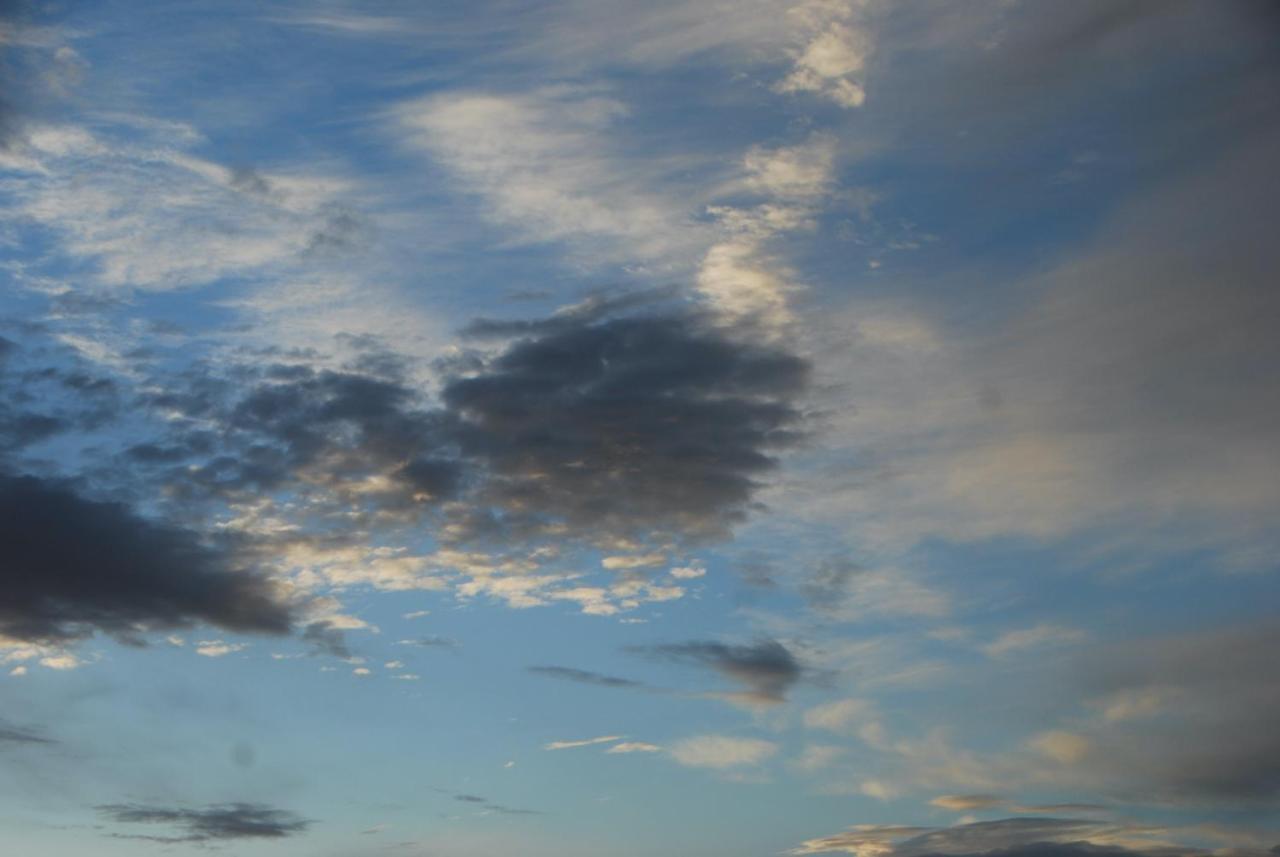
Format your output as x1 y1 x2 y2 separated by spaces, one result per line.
0 1 1278 855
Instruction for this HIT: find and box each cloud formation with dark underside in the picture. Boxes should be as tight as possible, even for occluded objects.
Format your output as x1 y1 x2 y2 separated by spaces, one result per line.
97 802 310 843
441 312 808 544
790 816 1274 857
130 308 806 549
628 638 801 705
526 665 647 689
0 472 294 644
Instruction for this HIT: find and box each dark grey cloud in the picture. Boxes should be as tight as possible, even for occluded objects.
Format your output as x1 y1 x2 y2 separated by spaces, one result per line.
629 638 801 704
0 472 294 643
442 312 807 544
97 802 309 843
526 665 645 689
132 362 460 515
302 620 351 659
130 308 805 550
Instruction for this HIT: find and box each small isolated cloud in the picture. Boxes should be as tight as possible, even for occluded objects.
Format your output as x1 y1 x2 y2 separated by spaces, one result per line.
97 802 310 843
195 641 248 658
929 794 1005 811
442 790 540 815
607 741 662 754
526 665 646 689
302 620 352 659
601 553 666 570
669 735 778 769
398 635 460 650
544 735 623 751
630 638 802 705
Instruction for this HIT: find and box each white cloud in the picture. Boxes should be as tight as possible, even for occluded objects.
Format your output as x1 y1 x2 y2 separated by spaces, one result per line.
775 1 873 108
195 641 248 658
606 742 663 754
669 735 778 769
545 735 624 751
601 553 666 570
394 88 706 267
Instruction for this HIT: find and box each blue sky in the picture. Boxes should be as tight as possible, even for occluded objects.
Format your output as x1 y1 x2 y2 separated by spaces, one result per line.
1 1 1278 855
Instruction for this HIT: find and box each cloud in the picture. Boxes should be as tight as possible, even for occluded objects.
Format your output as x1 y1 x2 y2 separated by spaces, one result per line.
789 109 1280 567
669 734 778 769
800 559 949 622
441 311 808 545
194 640 248 658
302 620 352 659
804 698 872 734
630 638 802 705
439 790 541 815
795 744 847 772
1058 619 1280 801
544 735 623 751
399 635 460 650
983 624 1086 659
0 472 294 644
775 2 873 108
2 121 361 292
929 795 1004 812
132 306 805 554
97 802 310 843
0 720 53 745
607 741 662 754
787 816 1263 857
394 87 706 265
526 666 645 689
